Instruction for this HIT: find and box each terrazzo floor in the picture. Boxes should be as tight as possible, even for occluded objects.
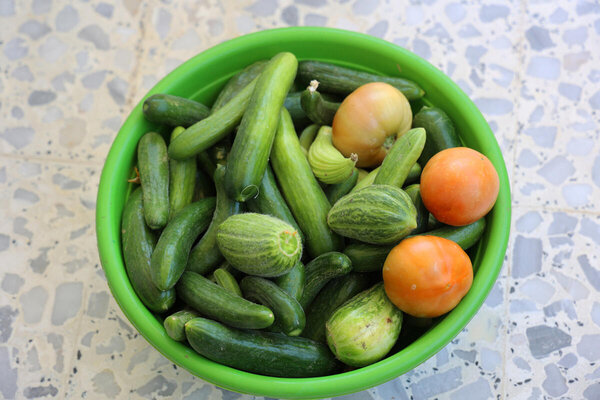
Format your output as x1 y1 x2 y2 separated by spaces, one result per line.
1 0 600 399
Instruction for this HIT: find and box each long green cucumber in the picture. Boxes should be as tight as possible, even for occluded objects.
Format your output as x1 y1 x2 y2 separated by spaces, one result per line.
412 106 461 165
404 184 429 234
271 108 343 258
138 132 169 230
300 81 341 125
225 52 298 201
168 76 259 160
325 168 359 205
168 126 196 220
121 188 175 313
284 91 311 128
185 317 339 377
212 267 243 297
150 198 216 290
419 218 486 250
298 60 425 101
342 242 392 273
163 309 199 341
373 128 426 188
274 261 305 301
299 252 352 310
211 60 268 112
177 271 274 329
143 94 210 127
187 165 243 275
241 276 305 336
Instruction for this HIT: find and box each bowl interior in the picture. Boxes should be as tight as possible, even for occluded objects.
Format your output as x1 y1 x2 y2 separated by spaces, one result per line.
96 27 511 399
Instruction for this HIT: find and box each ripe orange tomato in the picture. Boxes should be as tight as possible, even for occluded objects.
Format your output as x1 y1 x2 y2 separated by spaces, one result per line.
382 236 473 318
420 147 499 226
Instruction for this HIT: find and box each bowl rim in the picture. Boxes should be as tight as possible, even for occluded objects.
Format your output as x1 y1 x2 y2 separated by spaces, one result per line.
96 26 511 399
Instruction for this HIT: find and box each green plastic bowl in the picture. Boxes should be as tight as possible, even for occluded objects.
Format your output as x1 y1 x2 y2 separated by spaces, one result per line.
96 27 510 399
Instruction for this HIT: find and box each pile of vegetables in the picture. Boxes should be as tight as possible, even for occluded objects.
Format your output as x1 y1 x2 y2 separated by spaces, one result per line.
122 52 500 377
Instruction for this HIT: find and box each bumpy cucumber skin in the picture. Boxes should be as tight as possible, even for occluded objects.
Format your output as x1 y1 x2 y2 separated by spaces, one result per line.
374 128 426 189
299 252 353 310
241 276 306 336
271 108 343 258
138 132 169 230
225 52 298 202
164 309 199 341
211 60 268 112
213 267 243 297
274 261 305 301
300 86 340 126
185 317 339 377
121 188 175 313
419 218 486 250
325 168 359 205
412 106 461 166
143 94 210 127
150 198 216 290
342 243 393 273
404 184 429 234
168 126 196 221
177 271 274 329
187 165 243 276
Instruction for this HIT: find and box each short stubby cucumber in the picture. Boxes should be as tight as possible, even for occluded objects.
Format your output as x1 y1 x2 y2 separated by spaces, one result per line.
308 126 357 184
404 184 429 234
143 94 210 127
412 106 461 166
168 126 196 220
299 252 353 310
274 261 305 301
300 80 341 126
212 267 243 297
164 309 199 341
138 132 169 230
217 213 302 277
374 128 426 189
343 242 393 273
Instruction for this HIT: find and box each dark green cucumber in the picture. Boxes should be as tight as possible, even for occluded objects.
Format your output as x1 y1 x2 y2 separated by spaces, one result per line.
298 123 320 155
299 252 352 310
168 127 196 220
138 132 169 230
151 198 216 290
143 94 210 127
419 218 486 250
192 167 215 201
177 271 274 329
274 261 305 301
187 165 243 275
197 151 217 180
271 108 343 258
404 162 422 186
213 267 242 297
164 309 199 341
121 188 175 313
374 128 426 188
302 273 372 342
404 184 429 234
185 317 339 377
284 91 311 128
428 213 444 230
300 81 341 125
211 60 268 112
241 276 305 336
412 106 461 166
325 168 359 205
246 165 303 242
224 52 298 201
168 76 259 160
342 243 393 273
298 60 425 101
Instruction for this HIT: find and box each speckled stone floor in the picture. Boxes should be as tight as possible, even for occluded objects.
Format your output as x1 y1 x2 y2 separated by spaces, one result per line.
1 0 599 399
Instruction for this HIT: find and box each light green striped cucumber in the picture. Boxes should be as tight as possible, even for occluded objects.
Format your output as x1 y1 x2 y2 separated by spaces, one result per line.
373 128 426 188
138 132 169 230
164 309 199 341
217 213 302 277
168 126 196 220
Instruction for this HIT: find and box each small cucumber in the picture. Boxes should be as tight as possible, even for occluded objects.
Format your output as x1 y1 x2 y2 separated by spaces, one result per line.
213 267 242 297
138 132 169 230
217 213 302 277
418 218 486 250
187 165 243 276
300 80 341 125
284 91 311 128
177 271 274 329
121 188 175 313
404 184 429 234
308 126 357 184
151 198 216 290
412 106 461 165
211 60 268 112
404 162 422 186
164 309 199 341
225 52 298 201
298 60 425 101
185 317 339 377
143 94 210 127
299 252 352 310
374 128 426 188
168 127 196 220
274 261 305 301
241 276 306 336
342 242 393 273
168 76 259 160
325 168 359 205
271 108 343 258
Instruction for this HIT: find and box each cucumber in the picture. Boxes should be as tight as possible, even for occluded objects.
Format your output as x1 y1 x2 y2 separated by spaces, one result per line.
187 165 243 276
143 94 210 127
300 80 341 125
168 76 259 160
241 276 305 336
211 60 268 112
404 162 422 186
192 167 215 201
213 267 242 297
418 218 486 250
185 317 339 377
271 108 343 258
138 132 169 230
412 106 461 165
342 242 393 273
299 252 352 310
298 123 320 156
274 261 305 301
177 271 274 329
373 128 426 188
404 184 429 234
225 52 298 201
151 198 216 290
121 188 175 313
217 213 302 277
246 165 303 242
298 60 425 101
325 168 359 205
164 309 199 341
302 273 372 342
284 91 311 128
168 126 196 220
351 163 421 193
